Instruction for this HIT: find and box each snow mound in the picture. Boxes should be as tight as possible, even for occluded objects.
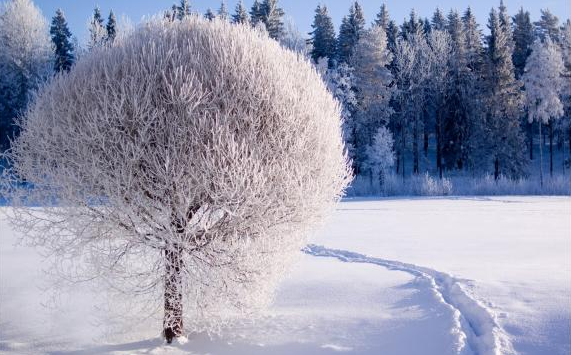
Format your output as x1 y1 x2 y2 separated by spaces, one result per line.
304 244 515 355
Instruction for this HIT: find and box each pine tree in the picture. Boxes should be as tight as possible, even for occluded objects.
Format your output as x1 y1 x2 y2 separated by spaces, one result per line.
106 10 117 43
177 0 191 20
88 6 106 49
523 38 565 184
423 18 431 36
386 20 399 52
204 8 216 21
232 0 249 25
401 9 424 41
535 9 560 42
50 8 74 72
336 1 365 64
218 1 229 21
249 0 263 27
375 4 389 30
260 0 284 40
309 5 336 66
484 8 526 179
431 8 446 31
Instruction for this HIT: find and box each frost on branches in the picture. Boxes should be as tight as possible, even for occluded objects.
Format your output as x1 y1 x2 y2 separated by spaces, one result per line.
1 17 351 343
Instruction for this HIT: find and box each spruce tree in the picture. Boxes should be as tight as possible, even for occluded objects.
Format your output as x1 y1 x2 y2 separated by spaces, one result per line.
260 0 284 40
50 8 74 72
204 8 216 21
232 0 249 25
88 6 106 49
106 10 117 43
431 8 446 31
177 0 191 20
249 0 263 27
309 5 336 66
375 4 389 30
401 10 424 41
218 1 229 21
386 20 399 52
512 7 534 78
336 1 365 64
484 8 526 179
535 9 560 42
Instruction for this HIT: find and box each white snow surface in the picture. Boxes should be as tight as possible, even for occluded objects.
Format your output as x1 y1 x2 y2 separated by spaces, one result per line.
0 196 569 355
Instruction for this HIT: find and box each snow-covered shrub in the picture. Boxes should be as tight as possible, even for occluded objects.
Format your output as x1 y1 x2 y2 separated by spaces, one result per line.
1 17 350 341
419 173 453 196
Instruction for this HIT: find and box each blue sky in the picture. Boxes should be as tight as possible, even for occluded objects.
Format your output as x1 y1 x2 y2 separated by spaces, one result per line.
33 0 569 44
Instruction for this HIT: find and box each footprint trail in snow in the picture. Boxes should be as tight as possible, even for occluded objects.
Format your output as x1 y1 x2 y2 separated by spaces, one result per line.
303 244 515 355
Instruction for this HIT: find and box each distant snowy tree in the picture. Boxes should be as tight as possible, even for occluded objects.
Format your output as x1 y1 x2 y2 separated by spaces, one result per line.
50 8 74 72
88 7 106 49
523 38 565 183
0 0 52 151
2 17 351 343
483 8 526 179
535 9 560 42
106 10 117 43
309 4 336 66
177 0 191 20
561 20 571 159
260 0 284 40
512 7 534 78
365 126 395 187
374 4 390 30
351 25 394 174
279 16 308 55
204 8 215 21
337 1 365 64
232 0 249 25
249 0 263 27
218 1 229 21
322 62 358 170
401 10 424 41
431 8 446 31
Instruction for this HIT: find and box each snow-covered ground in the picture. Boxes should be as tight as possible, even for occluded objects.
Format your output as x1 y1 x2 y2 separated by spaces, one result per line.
0 196 569 355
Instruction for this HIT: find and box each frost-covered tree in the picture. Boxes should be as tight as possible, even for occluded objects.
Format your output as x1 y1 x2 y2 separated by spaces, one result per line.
337 1 365 64
2 18 350 343
106 10 117 43
218 1 229 21
249 0 263 27
260 0 284 40
204 8 215 21
322 62 358 170
401 9 424 41
512 7 534 78
375 4 390 30
483 8 526 179
50 8 74 72
365 126 395 187
232 0 249 25
431 8 446 31
88 7 106 49
309 4 336 66
0 0 52 152
523 38 565 183
426 30 453 177
351 25 394 174
561 20 571 157
177 0 191 20
279 16 308 55
535 9 560 42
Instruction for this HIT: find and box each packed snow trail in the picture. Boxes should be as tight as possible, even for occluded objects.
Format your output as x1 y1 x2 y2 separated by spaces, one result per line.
304 244 515 355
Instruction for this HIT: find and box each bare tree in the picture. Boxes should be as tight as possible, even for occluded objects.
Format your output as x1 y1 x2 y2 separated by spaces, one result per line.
2 17 351 343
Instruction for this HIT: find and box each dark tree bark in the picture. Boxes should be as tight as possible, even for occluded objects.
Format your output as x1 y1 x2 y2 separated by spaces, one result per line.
549 122 553 177
163 244 184 344
528 121 533 160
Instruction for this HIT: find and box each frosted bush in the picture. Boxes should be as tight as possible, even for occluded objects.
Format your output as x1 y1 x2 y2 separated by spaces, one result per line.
1 17 351 341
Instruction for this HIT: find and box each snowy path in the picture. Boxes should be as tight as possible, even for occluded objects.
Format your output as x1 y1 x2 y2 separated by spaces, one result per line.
304 244 515 355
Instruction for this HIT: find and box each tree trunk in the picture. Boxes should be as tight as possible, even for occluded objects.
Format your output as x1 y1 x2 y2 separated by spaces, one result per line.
528 121 533 160
539 121 543 188
494 157 500 181
436 109 442 179
401 124 406 180
424 131 429 158
163 245 184 344
549 122 553 177
413 115 419 175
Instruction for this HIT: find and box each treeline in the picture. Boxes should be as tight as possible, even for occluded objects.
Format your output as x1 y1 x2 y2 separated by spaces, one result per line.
309 1 570 186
